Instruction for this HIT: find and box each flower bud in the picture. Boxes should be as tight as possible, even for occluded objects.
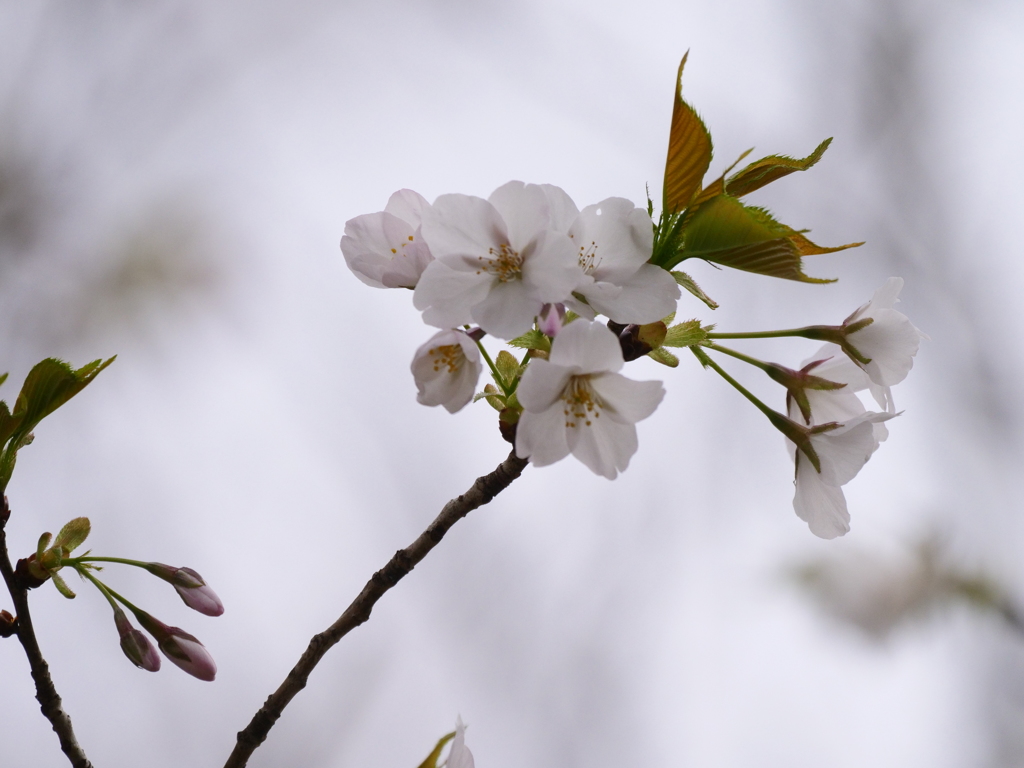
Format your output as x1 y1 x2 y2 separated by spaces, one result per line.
136 612 217 681
146 563 225 617
537 303 565 337
114 609 160 672
0 609 16 638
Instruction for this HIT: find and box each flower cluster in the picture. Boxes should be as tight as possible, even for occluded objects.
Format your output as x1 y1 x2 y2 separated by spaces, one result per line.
339 55 925 538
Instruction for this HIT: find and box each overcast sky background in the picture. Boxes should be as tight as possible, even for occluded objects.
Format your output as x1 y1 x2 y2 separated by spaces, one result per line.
2 1 1024 767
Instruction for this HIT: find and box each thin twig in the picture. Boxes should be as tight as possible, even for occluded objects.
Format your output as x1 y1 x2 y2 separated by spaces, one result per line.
224 449 530 768
0 496 94 768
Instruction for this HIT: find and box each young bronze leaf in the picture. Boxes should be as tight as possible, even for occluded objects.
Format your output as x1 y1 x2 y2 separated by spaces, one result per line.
662 52 713 212
677 195 835 282
782 226 863 256
725 138 832 198
11 356 115 441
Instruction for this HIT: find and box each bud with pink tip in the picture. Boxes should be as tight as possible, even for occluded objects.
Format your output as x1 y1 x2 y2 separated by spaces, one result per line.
114 608 160 672
145 562 224 617
538 303 565 337
135 611 217 681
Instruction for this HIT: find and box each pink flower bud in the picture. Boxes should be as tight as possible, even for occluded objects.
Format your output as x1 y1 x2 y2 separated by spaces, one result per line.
146 563 225 617
136 612 217 681
114 609 160 672
538 303 565 337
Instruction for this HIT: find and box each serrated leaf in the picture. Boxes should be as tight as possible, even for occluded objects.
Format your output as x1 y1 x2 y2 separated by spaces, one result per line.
675 195 837 282
725 138 832 198
663 52 713 213
11 356 116 443
494 351 521 387
648 347 680 367
50 570 76 599
663 320 709 348
671 271 719 309
474 383 505 411
36 532 52 560
54 517 91 553
507 329 551 353
0 401 15 446
416 731 456 768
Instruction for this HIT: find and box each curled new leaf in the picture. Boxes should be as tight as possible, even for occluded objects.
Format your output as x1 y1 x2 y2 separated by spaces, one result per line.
725 138 832 198
53 517 91 554
663 52 713 212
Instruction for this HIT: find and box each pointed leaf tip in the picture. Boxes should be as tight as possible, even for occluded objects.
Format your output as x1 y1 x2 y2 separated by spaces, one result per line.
725 138 833 198
662 53 713 213
54 517 91 553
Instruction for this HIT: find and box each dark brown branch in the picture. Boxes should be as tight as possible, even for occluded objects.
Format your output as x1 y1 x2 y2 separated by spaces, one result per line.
0 496 94 768
224 449 529 768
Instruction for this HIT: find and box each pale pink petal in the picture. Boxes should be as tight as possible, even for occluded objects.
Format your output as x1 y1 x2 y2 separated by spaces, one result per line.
517 359 573 412
471 279 540 339
488 181 551 251
516 405 571 467
341 211 418 288
588 372 664 424
411 330 482 413
384 189 430 227
548 320 624 374
570 198 653 284
566 412 638 480
538 184 580 231
582 263 679 324
849 308 922 386
421 194 510 271
521 229 583 304
794 455 851 539
448 717 476 768
413 261 491 330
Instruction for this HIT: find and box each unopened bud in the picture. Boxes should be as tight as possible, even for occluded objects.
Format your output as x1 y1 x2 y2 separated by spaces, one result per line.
0 609 16 638
136 612 217 681
13 555 49 590
114 609 160 672
146 563 225 617
538 303 565 337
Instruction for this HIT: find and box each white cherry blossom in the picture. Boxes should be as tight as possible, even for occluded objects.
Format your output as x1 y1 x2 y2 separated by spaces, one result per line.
515 319 664 479
790 410 894 539
841 277 925 386
411 329 482 414
413 181 580 339
340 189 433 288
447 716 475 768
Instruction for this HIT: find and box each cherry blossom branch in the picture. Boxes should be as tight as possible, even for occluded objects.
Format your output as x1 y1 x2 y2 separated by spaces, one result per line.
0 496 94 768
224 449 530 768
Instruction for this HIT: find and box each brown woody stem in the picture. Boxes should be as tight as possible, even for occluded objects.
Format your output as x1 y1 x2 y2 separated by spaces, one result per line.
224 449 530 768
0 496 94 768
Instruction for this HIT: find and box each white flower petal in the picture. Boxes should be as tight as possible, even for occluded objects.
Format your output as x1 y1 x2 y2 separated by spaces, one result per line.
566 411 638 480
449 717 476 768
581 263 679 324
811 413 893 486
384 189 430 227
570 198 653 284
421 194 510 271
870 276 904 310
849 308 922 386
516 406 571 467
517 359 573 412
488 181 551 251
794 455 851 539
410 330 482 414
413 260 491 330
538 183 580 231
341 211 422 288
471 279 539 339
589 372 664 424
548 319 624 374
521 229 583 304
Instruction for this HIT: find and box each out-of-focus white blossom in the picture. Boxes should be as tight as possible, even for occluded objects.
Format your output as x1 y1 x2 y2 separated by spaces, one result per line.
411 329 482 414
447 716 475 768
413 182 581 339
841 277 925 386
340 189 433 289
516 319 664 479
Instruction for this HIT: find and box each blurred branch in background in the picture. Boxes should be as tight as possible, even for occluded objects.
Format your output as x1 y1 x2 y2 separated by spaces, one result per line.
793 532 1024 640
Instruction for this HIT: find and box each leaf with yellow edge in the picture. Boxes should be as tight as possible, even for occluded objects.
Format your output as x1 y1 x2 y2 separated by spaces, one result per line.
674 195 839 282
416 731 456 768
725 138 832 198
662 52 713 213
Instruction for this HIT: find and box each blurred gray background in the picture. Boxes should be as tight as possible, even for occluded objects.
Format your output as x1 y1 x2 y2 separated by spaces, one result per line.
1 0 1023 766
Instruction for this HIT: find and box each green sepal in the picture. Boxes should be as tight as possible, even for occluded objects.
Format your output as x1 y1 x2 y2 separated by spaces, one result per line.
416 731 456 768
494 351 521 388
663 320 711 348
725 138 832 198
671 271 719 309
53 517 91 554
50 570 76 599
508 329 551 353
662 52 714 212
648 347 680 367
36 532 52 561
669 195 853 282
9 357 116 446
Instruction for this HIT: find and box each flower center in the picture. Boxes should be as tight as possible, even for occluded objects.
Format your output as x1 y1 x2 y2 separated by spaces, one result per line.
428 344 465 375
577 241 601 274
561 375 603 428
475 243 522 282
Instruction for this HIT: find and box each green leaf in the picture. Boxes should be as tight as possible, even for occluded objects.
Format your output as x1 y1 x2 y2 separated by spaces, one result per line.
647 347 680 367
54 517 91 553
494 351 521 388
508 329 551 353
473 383 506 411
671 271 719 309
725 138 832 198
416 731 456 768
674 195 840 282
36 532 52 560
0 373 7 388
11 357 116 443
663 320 710 348
662 52 713 212
0 401 15 446
50 570 76 600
